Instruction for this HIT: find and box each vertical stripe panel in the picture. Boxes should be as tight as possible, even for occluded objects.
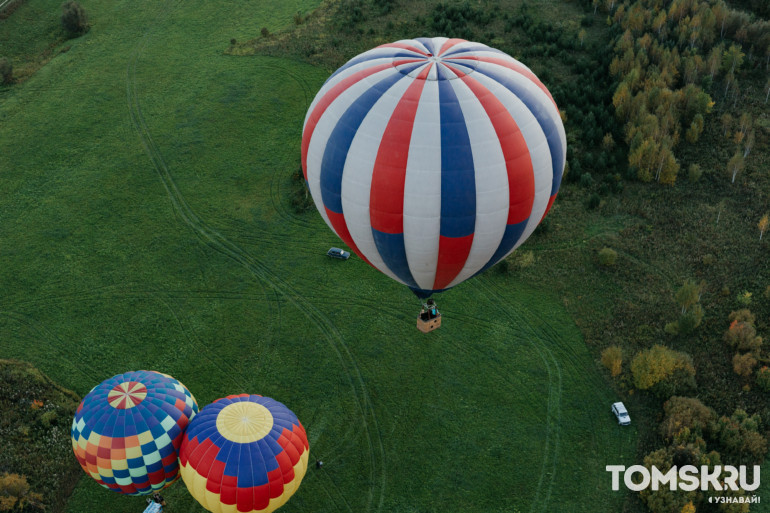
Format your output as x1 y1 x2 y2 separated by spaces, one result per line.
340 71 422 285
402 79 442 291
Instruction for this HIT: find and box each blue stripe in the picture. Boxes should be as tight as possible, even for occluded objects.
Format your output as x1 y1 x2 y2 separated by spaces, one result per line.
409 286 449 299
319 69 414 214
470 64 564 197
438 79 476 238
325 51 423 85
371 229 419 289
415 37 437 55
474 220 529 275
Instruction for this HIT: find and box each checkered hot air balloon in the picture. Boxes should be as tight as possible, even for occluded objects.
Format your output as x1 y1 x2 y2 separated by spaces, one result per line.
71 370 198 495
302 37 566 298
179 394 309 513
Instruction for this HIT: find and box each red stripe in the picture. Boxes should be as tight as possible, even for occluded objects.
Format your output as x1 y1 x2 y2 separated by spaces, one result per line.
370 65 431 234
433 234 474 290
378 42 431 56
448 55 558 109
437 38 467 56
301 62 394 180
325 208 374 267
445 64 535 225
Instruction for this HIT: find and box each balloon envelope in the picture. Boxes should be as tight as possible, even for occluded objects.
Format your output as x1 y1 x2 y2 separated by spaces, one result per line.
71 370 198 495
179 394 309 513
302 37 566 297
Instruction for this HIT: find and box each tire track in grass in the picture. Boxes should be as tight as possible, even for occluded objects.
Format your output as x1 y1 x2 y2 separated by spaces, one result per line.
126 23 386 513
0 310 103 386
156 296 249 391
475 279 563 513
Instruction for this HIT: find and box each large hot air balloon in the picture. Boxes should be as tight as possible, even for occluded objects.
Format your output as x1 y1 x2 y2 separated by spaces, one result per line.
179 394 309 513
302 37 566 299
71 370 198 495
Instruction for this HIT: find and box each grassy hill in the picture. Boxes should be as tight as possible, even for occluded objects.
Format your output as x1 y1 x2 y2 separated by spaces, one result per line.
0 0 638 512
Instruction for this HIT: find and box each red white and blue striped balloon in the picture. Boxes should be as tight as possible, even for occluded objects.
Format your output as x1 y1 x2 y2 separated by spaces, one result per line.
302 37 566 298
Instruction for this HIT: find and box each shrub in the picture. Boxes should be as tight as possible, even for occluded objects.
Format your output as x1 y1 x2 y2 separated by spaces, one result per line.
687 163 702 183
515 250 535 269
598 247 617 266
586 193 601 210
39 410 57 428
0 473 43 511
724 321 762 353
0 57 12 85
728 309 755 326
733 352 757 377
660 396 715 441
710 409 768 465
664 321 679 335
601 346 623 377
701 253 715 265
61 1 89 36
756 366 770 392
736 290 752 306
260 27 270 38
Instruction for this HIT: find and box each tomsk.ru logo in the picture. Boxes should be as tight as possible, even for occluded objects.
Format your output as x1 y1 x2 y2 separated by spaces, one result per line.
606 465 761 492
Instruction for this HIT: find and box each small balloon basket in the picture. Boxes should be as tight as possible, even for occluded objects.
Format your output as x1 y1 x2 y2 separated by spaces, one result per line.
416 299 441 333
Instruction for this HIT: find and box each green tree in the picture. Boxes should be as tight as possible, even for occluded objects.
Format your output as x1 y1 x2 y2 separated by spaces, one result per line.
685 114 703 144
722 43 744 74
742 130 754 158
720 112 732 137
675 279 699 314
727 151 744 183
61 1 89 36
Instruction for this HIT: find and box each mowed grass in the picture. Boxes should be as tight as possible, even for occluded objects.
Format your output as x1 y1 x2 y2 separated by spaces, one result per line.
1 1 636 512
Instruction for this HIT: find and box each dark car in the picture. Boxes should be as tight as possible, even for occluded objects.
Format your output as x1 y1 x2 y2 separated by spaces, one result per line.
327 247 350 260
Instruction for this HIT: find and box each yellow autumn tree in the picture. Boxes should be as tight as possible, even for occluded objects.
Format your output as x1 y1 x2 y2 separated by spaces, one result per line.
631 345 696 395
759 213 768 241
601 346 623 377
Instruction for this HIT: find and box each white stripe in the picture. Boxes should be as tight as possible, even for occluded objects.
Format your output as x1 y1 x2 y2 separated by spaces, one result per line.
306 67 399 234
303 57 398 128
340 70 415 286
402 78 442 290
470 67 554 259
440 76 510 289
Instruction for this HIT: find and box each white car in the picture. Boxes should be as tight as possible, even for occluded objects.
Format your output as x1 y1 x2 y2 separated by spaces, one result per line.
612 402 631 426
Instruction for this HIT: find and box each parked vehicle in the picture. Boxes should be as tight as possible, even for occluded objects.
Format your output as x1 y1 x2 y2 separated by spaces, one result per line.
327 247 350 260
611 402 631 425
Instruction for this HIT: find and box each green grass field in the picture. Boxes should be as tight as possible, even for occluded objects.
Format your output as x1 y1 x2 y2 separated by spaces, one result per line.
1 1 637 511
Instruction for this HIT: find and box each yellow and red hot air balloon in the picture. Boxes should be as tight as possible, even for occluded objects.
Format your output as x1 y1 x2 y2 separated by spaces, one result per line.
179 394 309 513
